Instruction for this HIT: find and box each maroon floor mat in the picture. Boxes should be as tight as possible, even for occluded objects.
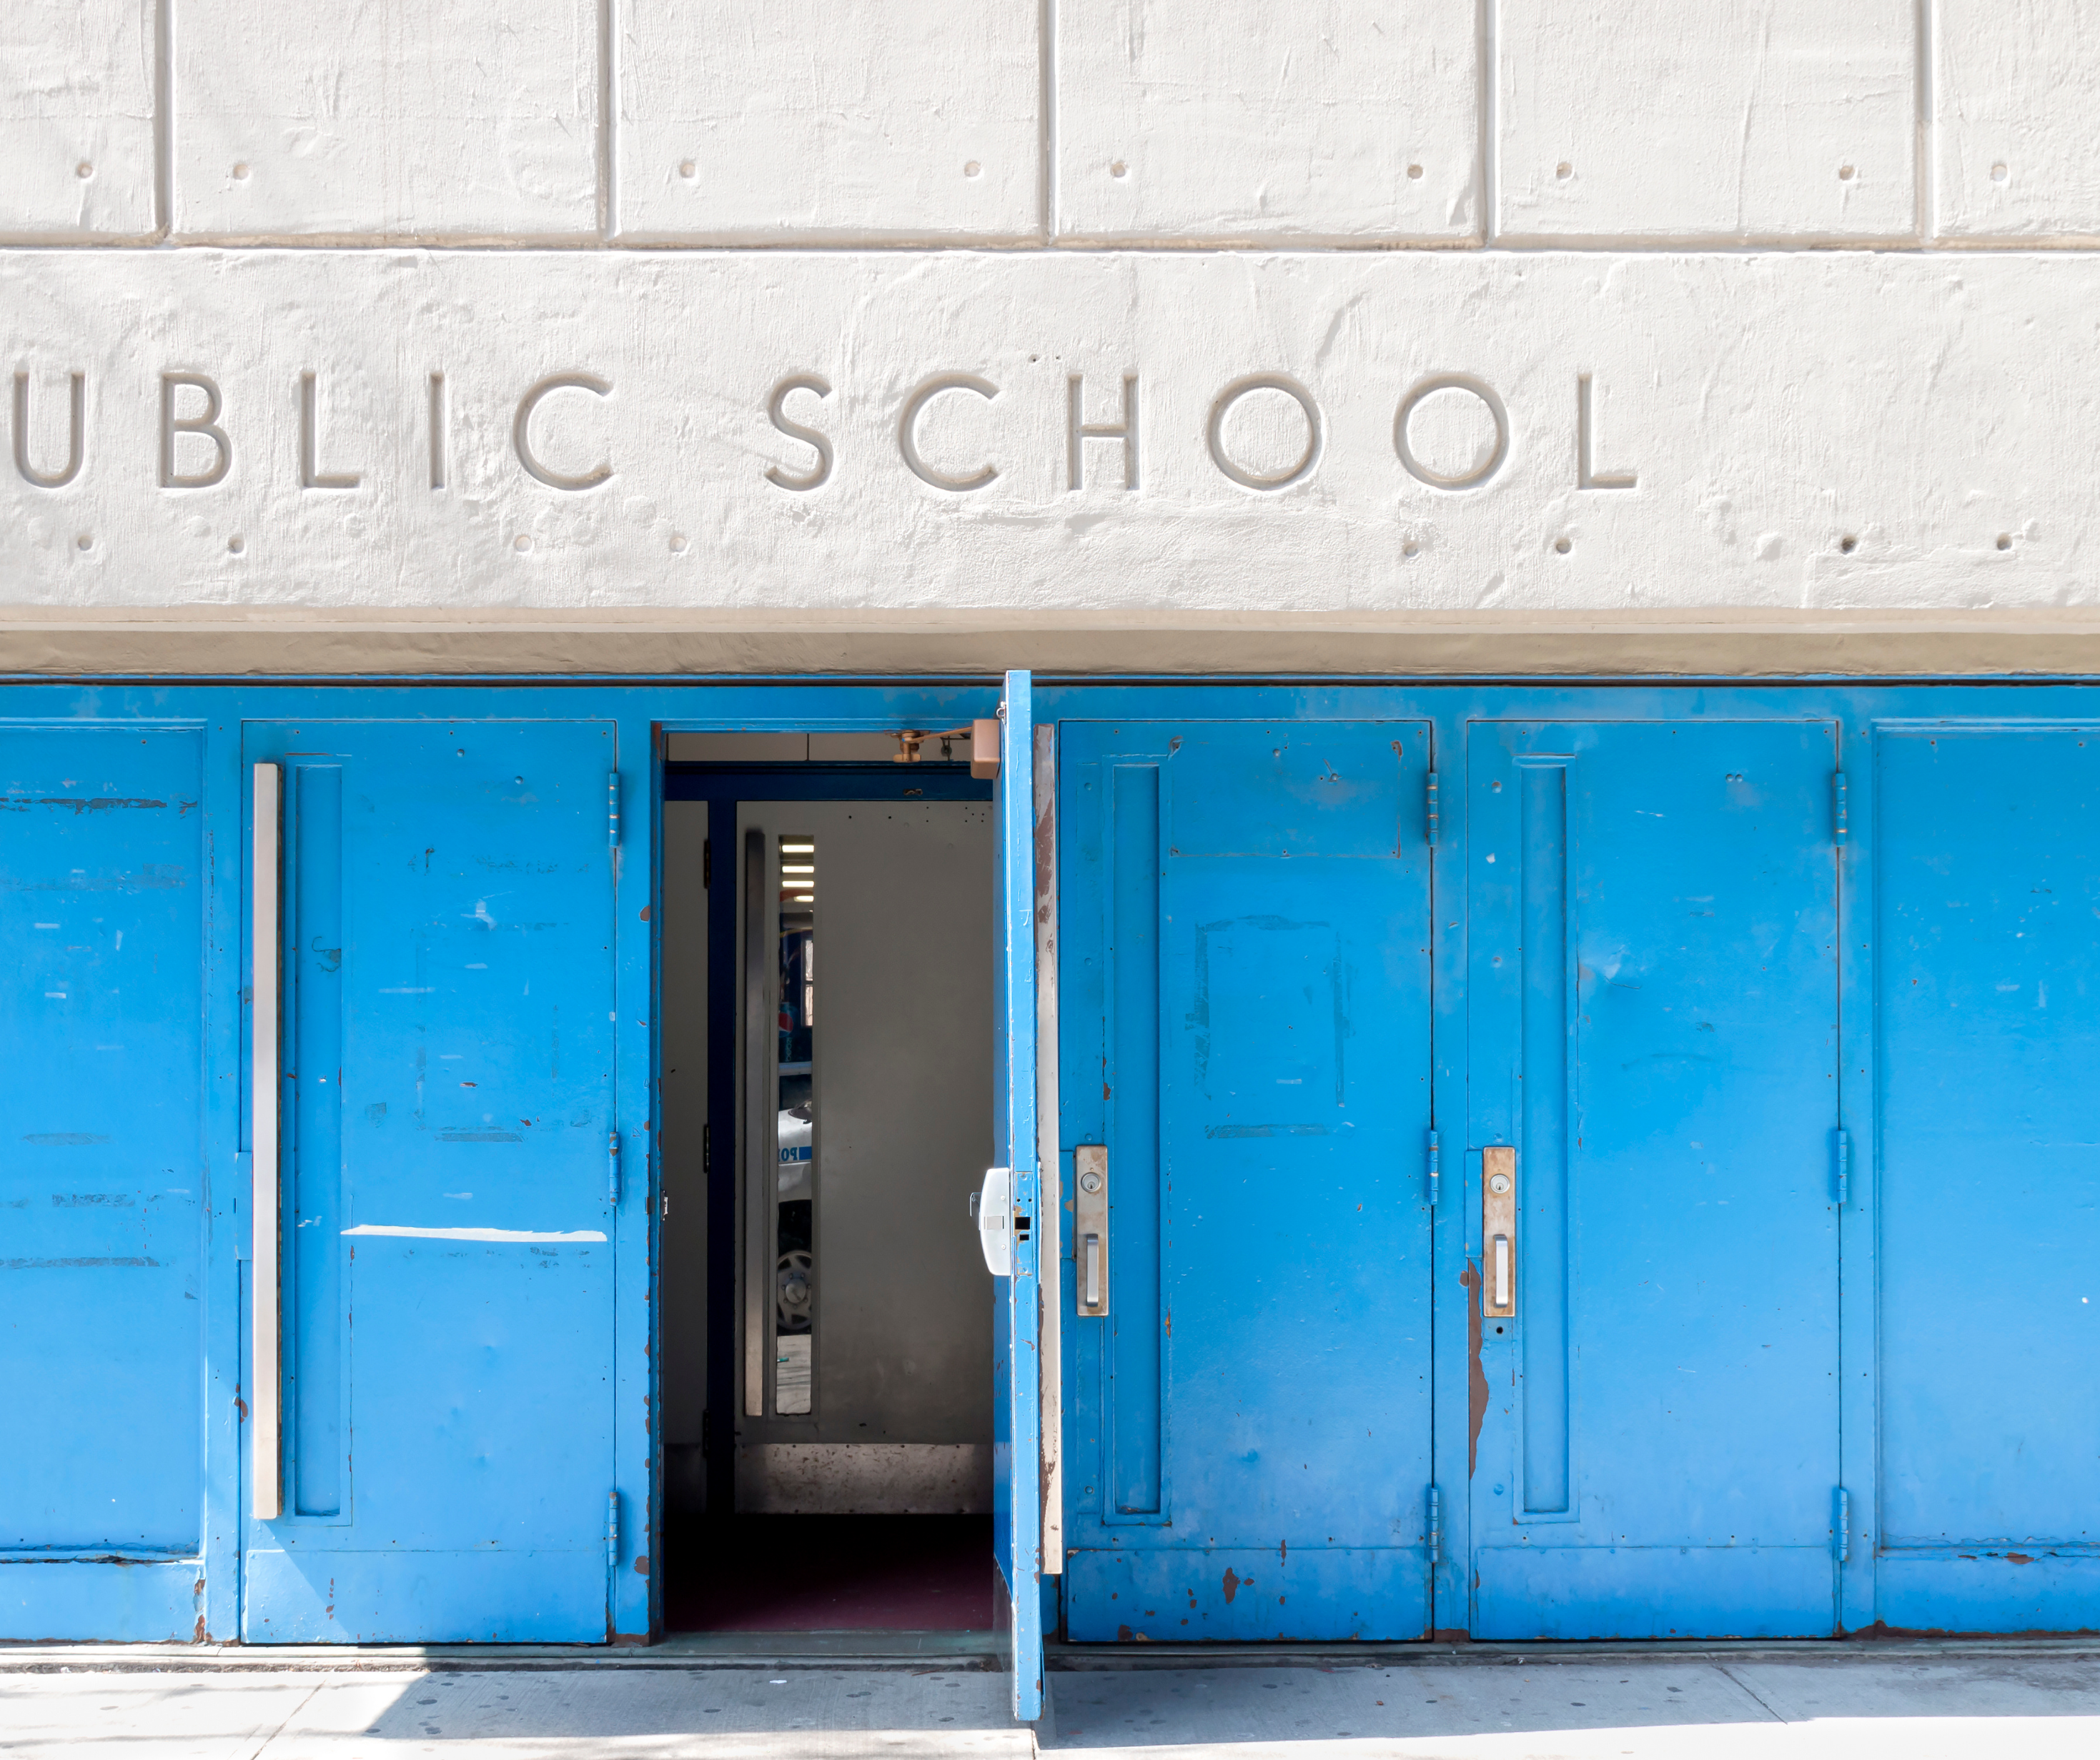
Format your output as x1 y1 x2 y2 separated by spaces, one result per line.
664 1514 995 1632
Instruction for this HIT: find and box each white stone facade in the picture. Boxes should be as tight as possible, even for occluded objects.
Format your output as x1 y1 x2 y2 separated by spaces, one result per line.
4 1 2099 672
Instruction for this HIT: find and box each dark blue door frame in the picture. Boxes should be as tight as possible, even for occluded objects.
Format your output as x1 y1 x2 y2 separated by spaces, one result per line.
5 675 2100 1646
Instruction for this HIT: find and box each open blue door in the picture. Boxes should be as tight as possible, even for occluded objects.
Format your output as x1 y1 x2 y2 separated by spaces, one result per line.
989 672 1044 1720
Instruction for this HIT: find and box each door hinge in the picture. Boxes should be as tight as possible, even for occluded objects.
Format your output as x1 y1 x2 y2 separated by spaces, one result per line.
606 1489 620 1568
608 772 622 845
1834 1486 1851 1563
703 837 711 887
1833 771 1848 844
1835 1128 1851 1207
1427 1130 1441 1206
608 1130 623 1204
702 1120 710 1177
1425 770 1440 846
1427 1484 1442 1564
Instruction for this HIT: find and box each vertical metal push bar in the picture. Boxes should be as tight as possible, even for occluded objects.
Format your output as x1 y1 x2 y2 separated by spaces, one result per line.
251 762 284 1521
741 827 769 1418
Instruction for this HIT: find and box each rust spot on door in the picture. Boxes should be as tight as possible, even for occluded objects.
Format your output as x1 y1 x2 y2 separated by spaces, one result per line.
1462 1260 1487 1476
1222 1568 1241 1604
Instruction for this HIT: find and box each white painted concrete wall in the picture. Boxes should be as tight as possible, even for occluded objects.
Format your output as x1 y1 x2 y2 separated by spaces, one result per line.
4 2 2100 667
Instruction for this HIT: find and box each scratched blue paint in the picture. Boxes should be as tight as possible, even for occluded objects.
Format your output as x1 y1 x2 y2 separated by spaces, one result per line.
1873 728 2100 1633
10 679 2100 1656
0 729 205 1607
1059 722 1435 1643
990 673 1044 1720
1466 721 1843 1639
240 720 618 1642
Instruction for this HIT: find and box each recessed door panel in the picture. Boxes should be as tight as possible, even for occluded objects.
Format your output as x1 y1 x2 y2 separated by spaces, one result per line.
242 720 617 1642
1061 720 1435 1641
1467 720 1841 1639
0 728 205 1600
1875 729 2100 1631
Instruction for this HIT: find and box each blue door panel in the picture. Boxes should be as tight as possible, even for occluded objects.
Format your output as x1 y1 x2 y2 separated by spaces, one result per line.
1476 1546 1840 1641
0 727 204 1624
1876 1556 2100 1634
0 1561 205 1644
244 1546 606 1643
1467 721 1841 1639
242 720 616 1643
1066 1546 1425 1643
1061 721 1435 1642
1876 729 2100 1615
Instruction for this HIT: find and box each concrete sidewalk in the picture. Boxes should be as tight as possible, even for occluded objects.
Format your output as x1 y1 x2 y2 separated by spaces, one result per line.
3 1646 2099 1757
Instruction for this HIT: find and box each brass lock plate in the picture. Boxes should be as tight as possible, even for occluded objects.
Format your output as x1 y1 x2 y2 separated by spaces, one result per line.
1482 1145 1516 1318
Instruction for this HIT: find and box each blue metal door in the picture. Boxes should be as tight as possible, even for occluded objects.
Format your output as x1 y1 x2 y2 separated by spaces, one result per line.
0 728 209 1639
1873 727 2100 1630
990 674 1044 1719
1465 720 1842 1638
240 720 618 1641
1058 720 1437 1640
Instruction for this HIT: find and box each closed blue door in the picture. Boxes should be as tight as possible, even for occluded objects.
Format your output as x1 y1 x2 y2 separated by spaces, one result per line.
1873 727 2100 1630
241 720 618 1641
1466 720 1842 1638
0 728 209 1639
1059 721 1437 1641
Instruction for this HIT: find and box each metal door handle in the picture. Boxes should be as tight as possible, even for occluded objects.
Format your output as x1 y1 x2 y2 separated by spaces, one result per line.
1482 1145 1516 1319
976 1166 1013 1276
1074 1144 1108 1315
251 762 283 1521
1075 1142 1109 1311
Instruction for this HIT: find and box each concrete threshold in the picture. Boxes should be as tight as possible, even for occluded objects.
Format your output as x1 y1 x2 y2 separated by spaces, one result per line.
0 1631 1003 1673
1047 1634 2100 1670
11 1631 2099 1678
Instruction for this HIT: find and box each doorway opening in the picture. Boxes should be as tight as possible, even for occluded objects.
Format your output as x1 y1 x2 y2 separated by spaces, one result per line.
658 735 999 1635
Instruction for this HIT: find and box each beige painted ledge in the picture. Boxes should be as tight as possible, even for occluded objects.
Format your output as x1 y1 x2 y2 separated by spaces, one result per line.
1 607 2099 679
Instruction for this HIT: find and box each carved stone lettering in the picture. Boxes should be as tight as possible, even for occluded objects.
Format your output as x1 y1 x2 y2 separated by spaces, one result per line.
428 372 447 492
1068 372 1139 491
898 373 999 492
299 371 361 491
514 374 614 491
765 375 833 492
159 373 232 489
1207 374 1322 491
1395 374 1509 491
12 372 84 490
1577 373 1638 490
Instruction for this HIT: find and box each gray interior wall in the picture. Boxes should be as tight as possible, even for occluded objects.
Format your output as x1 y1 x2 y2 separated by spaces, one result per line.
813 800 996 1442
738 799 995 1452
658 802 709 1508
